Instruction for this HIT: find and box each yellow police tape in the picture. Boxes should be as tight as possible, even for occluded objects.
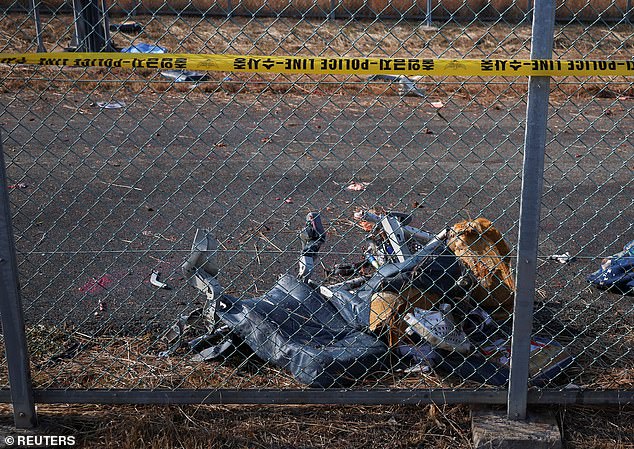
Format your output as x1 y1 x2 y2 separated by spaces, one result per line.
1 52 633 77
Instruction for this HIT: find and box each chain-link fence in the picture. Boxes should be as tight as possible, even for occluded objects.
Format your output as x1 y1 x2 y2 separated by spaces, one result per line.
0 0 632 427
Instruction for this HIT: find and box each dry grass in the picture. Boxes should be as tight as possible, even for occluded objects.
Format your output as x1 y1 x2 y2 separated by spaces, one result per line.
2 313 628 392
0 402 632 448
0 13 632 100
0 320 628 447
559 406 634 449
0 403 475 449
0 327 456 390
7 0 631 21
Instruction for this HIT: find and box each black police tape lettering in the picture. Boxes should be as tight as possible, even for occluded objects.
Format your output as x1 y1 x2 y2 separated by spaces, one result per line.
319 58 370 71
73 58 98 67
126 57 187 69
481 60 527 71
567 60 620 71
43 56 188 69
284 58 317 71
39 58 70 66
0 57 26 64
233 57 266 70
531 60 563 71
72 58 123 67
96 59 122 67
144 57 186 69
3 54 632 74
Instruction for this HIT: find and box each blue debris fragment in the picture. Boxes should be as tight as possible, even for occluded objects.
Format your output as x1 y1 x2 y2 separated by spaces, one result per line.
121 43 167 53
587 240 634 294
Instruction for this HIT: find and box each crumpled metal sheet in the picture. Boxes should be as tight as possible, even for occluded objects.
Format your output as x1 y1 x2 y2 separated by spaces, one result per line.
216 274 388 388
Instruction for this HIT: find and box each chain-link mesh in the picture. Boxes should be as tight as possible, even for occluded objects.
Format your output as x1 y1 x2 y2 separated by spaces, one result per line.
0 1 632 399
534 5 633 390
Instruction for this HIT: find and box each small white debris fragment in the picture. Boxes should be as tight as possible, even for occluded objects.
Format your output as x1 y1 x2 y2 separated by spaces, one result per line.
150 271 170 289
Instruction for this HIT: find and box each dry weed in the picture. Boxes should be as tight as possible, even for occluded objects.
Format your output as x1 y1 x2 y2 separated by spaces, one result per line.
0 402 631 448
1 14 632 100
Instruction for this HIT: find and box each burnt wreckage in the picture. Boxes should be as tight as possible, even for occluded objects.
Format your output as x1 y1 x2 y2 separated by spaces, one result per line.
162 211 572 387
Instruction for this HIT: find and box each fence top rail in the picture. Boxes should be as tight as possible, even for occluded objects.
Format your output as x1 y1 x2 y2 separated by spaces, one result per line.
0 389 630 406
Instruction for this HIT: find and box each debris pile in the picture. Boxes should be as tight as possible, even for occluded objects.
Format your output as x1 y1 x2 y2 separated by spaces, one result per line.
163 210 574 388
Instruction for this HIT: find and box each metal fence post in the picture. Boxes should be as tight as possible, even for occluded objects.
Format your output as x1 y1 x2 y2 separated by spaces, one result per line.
328 0 336 20
507 0 556 420
425 0 432 26
0 132 38 428
70 0 116 52
30 0 46 53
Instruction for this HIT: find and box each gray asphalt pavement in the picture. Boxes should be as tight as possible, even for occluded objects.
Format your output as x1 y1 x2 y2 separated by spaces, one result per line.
1 89 631 381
